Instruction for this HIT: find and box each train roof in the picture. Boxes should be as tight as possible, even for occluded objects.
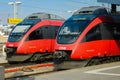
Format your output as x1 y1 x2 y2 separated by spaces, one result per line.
25 12 64 21
73 6 108 15
72 6 120 23
97 0 120 4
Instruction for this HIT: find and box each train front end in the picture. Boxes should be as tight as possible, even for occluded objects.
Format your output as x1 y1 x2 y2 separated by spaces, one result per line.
5 18 40 62
5 12 64 63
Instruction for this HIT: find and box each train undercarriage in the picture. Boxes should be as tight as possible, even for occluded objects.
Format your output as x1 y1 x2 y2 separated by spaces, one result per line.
6 52 53 63
5 47 53 63
53 51 120 70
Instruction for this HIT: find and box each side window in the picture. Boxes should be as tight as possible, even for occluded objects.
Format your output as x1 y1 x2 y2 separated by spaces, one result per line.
42 26 59 39
50 26 59 38
104 23 120 40
113 23 120 40
42 26 51 39
27 26 60 41
82 25 101 42
28 28 43 40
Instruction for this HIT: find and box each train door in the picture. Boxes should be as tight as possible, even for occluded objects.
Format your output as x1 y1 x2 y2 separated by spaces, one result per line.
40 26 52 53
49 26 60 52
40 26 60 53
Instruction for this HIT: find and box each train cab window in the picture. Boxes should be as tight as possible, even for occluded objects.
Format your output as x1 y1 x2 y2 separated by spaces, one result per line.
28 28 43 40
82 25 101 42
27 26 59 40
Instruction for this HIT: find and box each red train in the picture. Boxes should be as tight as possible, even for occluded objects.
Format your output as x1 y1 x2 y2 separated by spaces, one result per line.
54 6 120 70
5 12 64 63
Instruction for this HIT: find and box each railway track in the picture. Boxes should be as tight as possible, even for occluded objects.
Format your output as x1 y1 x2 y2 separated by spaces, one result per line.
4 62 54 79
1 55 120 79
5 60 120 80
1 62 39 68
5 62 53 73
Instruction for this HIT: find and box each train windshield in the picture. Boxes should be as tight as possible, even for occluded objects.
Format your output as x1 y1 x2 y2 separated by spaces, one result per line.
8 19 40 42
57 14 96 44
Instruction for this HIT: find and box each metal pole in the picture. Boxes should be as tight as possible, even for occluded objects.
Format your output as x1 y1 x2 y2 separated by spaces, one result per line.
8 1 22 18
111 4 117 14
14 3 18 18
13 3 16 18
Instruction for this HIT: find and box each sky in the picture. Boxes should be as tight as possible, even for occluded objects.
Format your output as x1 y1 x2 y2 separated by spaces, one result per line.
0 0 107 24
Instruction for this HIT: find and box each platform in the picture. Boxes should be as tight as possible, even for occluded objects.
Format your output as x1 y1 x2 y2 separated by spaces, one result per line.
0 53 8 64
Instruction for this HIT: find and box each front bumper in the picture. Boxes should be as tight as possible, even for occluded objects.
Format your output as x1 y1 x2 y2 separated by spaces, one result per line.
5 47 33 62
6 54 33 62
53 50 89 70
